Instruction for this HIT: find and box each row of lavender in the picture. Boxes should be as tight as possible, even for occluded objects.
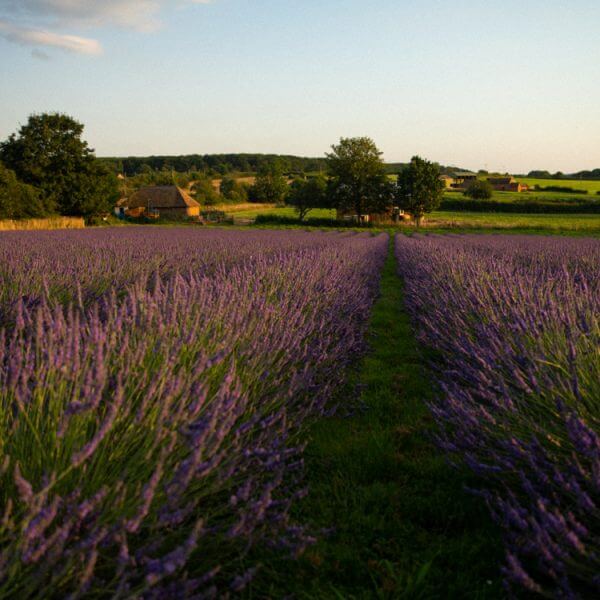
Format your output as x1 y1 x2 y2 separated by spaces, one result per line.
395 234 600 598
0 228 388 598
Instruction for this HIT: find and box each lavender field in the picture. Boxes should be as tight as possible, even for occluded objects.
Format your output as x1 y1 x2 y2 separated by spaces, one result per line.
2 226 599 598
0 228 387 597
396 234 600 598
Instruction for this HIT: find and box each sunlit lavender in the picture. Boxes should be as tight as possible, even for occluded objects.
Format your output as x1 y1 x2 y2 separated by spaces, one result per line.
0 227 387 597
395 233 600 598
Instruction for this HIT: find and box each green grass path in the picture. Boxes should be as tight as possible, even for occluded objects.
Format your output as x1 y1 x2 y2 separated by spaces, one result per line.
255 235 504 598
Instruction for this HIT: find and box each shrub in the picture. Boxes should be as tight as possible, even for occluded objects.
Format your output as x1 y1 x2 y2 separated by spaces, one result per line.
464 179 493 200
534 185 588 194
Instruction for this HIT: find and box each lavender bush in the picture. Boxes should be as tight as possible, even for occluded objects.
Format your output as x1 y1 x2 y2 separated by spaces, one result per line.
0 227 387 597
395 233 600 598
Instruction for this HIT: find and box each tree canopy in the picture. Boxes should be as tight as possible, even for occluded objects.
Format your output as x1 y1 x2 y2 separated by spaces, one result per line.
0 113 118 217
287 175 328 221
0 162 49 220
326 137 393 218
248 162 289 204
219 176 249 203
395 156 445 225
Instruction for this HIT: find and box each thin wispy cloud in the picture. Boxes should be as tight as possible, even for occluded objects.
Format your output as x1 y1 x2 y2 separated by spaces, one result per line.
0 18 102 54
0 1 212 55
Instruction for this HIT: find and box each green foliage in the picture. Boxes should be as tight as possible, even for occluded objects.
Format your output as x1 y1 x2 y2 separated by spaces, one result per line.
192 178 221 205
326 137 393 218
0 162 49 219
287 175 328 220
99 153 328 177
248 162 289 204
464 179 493 200
219 176 249 203
0 113 118 217
534 185 587 194
396 156 445 225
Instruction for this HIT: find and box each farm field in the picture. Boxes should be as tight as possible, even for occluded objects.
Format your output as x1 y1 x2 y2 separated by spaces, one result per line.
224 206 336 220
420 211 600 233
443 189 600 203
396 233 600 598
0 227 388 597
0 226 598 598
516 177 600 193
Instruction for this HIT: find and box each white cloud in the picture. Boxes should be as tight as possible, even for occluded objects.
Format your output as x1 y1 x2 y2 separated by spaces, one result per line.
0 1 211 56
0 18 102 54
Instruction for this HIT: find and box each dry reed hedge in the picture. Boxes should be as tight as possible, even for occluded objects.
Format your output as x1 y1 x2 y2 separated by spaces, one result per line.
0 217 85 231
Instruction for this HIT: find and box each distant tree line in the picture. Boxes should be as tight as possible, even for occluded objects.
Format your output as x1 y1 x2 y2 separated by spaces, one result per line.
99 154 328 178
526 169 600 180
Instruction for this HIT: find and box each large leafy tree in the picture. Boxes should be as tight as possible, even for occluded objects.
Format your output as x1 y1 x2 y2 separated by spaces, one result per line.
396 156 445 226
248 161 289 204
0 162 48 219
326 137 393 219
287 175 328 221
0 113 118 217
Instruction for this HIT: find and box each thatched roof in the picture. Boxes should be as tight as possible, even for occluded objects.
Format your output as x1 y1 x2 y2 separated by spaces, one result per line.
127 186 200 209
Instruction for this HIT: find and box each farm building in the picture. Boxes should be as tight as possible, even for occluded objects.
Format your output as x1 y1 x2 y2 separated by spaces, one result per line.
118 186 201 219
450 171 478 190
486 177 528 192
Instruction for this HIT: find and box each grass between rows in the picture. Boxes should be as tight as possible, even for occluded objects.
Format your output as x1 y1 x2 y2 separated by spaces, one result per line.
250 236 504 598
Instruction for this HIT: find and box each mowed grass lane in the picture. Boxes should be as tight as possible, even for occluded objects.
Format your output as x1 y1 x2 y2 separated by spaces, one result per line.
251 236 503 598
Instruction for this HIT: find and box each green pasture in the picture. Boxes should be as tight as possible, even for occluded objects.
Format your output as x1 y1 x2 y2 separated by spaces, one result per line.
516 177 600 193
227 206 336 219
443 189 598 203
425 211 600 232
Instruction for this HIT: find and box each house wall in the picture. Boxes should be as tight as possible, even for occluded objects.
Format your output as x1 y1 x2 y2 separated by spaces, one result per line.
156 206 200 218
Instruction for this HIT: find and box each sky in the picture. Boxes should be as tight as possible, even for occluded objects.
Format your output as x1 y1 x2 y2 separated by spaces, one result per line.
0 0 599 173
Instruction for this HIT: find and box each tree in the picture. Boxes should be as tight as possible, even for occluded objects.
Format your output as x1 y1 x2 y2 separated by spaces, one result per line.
0 113 118 217
464 179 493 200
248 162 288 204
0 162 48 219
326 137 393 220
287 175 328 221
192 177 221 205
396 156 445 226
220 176 249 203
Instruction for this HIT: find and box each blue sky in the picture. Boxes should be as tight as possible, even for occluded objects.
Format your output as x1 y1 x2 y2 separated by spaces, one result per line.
0 0 599 172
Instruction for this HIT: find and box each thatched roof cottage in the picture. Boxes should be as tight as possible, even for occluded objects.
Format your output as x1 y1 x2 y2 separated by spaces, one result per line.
120 186 200 218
